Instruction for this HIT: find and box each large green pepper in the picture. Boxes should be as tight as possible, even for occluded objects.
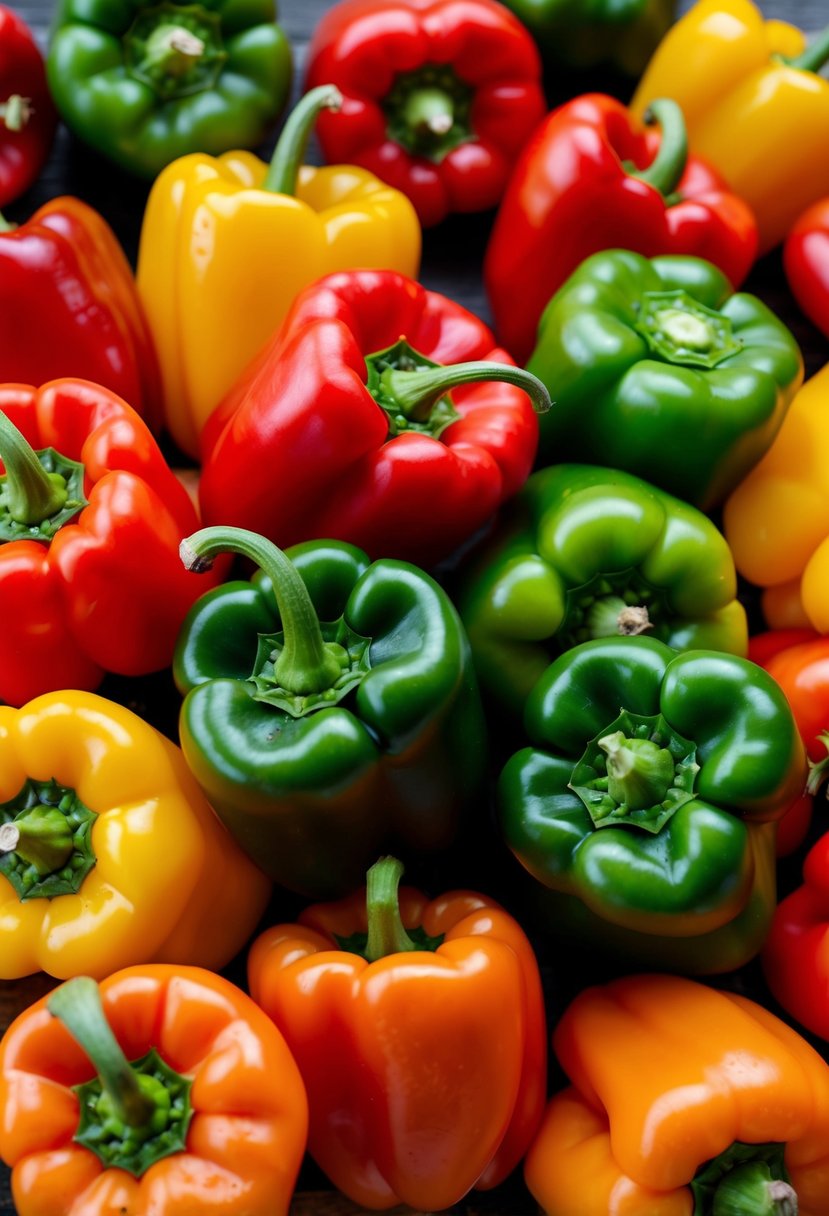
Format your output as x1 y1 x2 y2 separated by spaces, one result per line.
47 0 292 178
457 463 747 718
527 250 803 509
499 636 806 973
174 526 487 898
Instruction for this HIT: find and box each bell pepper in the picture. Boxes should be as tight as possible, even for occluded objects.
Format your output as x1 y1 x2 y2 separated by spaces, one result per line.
247 856 546 1211
137 87 421 460
524 250 803 507
303 0 546 229
0 380 223 707
631 0 829 254
0 968 307 1215
724 362 829 633
0 690 271 980
0 196 161 428
457 463 748 720
498 635 806 973
485 97 759 364
784 198 829 340
199 268 548 567
0 7 56 206
174 526 487 897
525 973 829 1216
47 0 292 180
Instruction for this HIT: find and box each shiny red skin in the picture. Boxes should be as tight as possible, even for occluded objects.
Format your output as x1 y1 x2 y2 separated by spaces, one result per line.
484 93 760 363
0 7 56 206
784 198 829 339
764 832 829 1040
304 0 546 227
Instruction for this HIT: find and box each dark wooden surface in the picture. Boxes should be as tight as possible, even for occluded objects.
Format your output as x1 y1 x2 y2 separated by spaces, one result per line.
4 0 829 1212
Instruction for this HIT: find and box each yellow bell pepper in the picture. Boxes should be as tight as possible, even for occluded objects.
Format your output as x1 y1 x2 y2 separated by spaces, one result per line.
724 362 829 632
0 690 271 980
137 85 421 459
631 0 829 253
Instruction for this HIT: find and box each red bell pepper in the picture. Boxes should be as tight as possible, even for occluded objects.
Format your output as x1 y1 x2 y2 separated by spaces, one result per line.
0 7 56 207
484 93 759 363
784 197 829 340
199 268 549 567
303 0 546 228
763 832 829 1041
0 379 223 706
0 197 161 428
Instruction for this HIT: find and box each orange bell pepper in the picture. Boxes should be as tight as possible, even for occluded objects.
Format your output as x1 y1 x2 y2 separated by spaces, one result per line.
247 856 547 1212
525 973 829 1216
0 967 308 1216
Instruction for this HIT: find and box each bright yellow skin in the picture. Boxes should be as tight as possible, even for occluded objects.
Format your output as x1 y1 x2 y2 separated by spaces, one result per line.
632 0 829 253
137 152 421 459
0 691 271 980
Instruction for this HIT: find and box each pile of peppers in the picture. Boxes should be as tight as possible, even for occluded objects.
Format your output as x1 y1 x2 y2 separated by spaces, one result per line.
3 0 829 1214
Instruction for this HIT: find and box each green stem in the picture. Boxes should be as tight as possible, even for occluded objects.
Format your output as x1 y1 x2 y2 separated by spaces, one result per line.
402 87 455 140
181 526 343 695
140 23 205 76
786 24 829 74
711 1163 797 1216
587 596 652 638
0 808 74 876
364 857 418 962
597 731 675 810
0 95 31 132
0 211 15 233
380 361 551 424
47 978 156 1129
263 84 343 195
632 98 688 197
0 410 69 524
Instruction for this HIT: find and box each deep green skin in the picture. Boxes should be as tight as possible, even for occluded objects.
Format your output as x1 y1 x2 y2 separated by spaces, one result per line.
498 636 805 973
503 0 674 75
47 0 292 178
174 540 487 898
457 462 747 719
527 251 804 509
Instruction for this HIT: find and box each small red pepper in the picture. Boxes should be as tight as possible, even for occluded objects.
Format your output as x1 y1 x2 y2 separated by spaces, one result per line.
484 92 759 363
0 197 161 428
0 7 56 207
0 379 223 706
303 0 546 227
784 197 829 339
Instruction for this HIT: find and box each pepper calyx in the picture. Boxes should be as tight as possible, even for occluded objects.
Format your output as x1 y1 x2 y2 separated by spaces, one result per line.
250 616 372 717
385 65 474 162
124 2 226 100
0 411 88 542
0 778 97 901
635 290 743 368
691 1141 796 1216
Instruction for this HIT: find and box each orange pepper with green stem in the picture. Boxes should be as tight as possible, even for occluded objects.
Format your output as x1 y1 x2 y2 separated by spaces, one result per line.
525 973 829 1216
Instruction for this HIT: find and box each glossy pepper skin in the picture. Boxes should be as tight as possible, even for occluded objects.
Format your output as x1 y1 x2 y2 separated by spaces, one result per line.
784 198 829 339
631 0 829 253
47 0 292 179
0 691 271 980
498 636 806 973
525 250 803 507
137 89 421 459
248 857 547 1211
175 527 487 898
724 363 829 633
0 967 308 1216
484 95 759 364
303 0 546 228
200 268 546 568
0 380 224 706
457 463 748 720
1 197 161 428
525 974 829 1216
764 835 829 1044
0 7 56 206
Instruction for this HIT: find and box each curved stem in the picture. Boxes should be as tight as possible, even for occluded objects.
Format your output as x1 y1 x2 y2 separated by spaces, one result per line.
787 24 829 74
0 410 68 524
264 85 343 196
364 857 418 963
380 360 551 423
181 526 343 694
633 98 688 197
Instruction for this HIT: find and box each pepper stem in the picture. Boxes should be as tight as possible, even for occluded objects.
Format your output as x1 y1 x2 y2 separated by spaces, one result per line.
181 526 344 695
0 410 70 525
263 85 343 196
47 978 156 1129
364 857 418 962
806 731 829 796
402 87 455 139
632 98 688 198
0 808 74 876
0 211 14 233
379 361 551 423
140 24 205 76
587 596 652 638
787 24 829 74
598 731 675 810
0 95 32 132
710 1163 798 1216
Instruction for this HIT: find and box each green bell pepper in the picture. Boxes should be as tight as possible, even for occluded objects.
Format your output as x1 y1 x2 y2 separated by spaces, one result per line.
527 250 803 510
47 0 292 178
498 635 806 973
502 0 673 79
457 463 747 719
174 526 487 898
